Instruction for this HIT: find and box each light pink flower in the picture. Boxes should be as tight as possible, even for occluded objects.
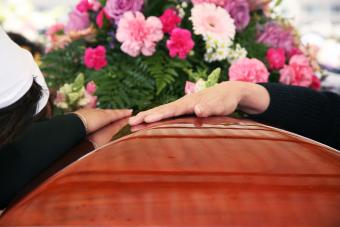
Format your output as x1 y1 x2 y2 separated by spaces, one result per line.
229 58 269 83
185 81 197 95
116 11 163 57
266 47 286 70
190 3 235 42
279 55 313 87
86 81 97 94
160 8 182 34
84 45 108 70
191 0 228 6
91 0 102 11
85 91 98 108
46 23 64 42
65 9 90 33
166 28 194 59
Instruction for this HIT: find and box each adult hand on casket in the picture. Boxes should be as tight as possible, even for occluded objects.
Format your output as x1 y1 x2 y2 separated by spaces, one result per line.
74 108 132 134
129 81 270 126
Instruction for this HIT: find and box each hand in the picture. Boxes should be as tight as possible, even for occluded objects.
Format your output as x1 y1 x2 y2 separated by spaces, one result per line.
88 118 128 148
129 81 270 126
74 108 132 134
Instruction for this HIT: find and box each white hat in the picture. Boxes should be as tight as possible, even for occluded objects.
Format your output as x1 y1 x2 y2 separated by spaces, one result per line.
0 27 49 114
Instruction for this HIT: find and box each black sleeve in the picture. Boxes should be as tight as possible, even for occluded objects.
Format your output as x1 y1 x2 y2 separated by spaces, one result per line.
249 83 340 150
0 114 86 209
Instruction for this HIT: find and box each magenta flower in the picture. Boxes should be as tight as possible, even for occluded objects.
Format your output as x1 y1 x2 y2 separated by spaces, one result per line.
65 9 90 33
229 58 269 83
84 46 108 70
104 0 144 23
266 48 286 70
160 8 182 34
257 22 295 54
116 12 163 57
279 55 313 87
166 28 194 59
224 0 250 31
76 0 93 13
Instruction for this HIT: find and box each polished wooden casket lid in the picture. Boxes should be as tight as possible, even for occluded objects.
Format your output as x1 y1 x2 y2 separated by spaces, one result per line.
1 117 339 226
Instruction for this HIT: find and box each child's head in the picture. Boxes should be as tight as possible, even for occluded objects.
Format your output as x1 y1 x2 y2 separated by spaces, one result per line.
0 27 49 146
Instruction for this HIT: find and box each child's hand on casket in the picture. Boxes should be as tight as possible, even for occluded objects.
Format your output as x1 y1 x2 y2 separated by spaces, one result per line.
129 81 270 126
74 108 132 134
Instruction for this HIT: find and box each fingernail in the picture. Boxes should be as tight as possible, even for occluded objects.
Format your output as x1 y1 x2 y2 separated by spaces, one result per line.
194 105 201 115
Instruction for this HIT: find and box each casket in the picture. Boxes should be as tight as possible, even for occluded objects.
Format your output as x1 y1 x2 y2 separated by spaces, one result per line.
0 117 339 226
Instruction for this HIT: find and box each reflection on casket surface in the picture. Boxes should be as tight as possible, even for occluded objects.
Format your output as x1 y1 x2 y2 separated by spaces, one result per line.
0 117 339 226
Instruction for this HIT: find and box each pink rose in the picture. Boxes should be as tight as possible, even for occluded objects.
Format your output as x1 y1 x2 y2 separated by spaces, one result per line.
160 8 182 34
229 58 269 83
279 55 313 87
86 81 97 94
266 47 286 70
166 28 194 59
84 45 108 70
104 0 144 23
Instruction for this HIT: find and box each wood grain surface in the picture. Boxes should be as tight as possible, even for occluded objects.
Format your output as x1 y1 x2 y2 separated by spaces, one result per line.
1 117 339 226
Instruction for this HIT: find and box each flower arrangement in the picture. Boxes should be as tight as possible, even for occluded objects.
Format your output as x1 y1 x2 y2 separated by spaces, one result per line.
42 0 321 113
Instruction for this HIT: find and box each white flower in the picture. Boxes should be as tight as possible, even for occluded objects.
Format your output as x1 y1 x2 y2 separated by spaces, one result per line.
203 34 232 62
226 43 248 64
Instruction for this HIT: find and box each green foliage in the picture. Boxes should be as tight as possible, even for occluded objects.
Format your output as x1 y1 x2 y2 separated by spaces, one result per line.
41 40 86 89
143 50 192 95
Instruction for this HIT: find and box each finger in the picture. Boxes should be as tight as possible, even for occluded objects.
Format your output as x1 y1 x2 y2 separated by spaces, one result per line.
129 110 151 126
143 99 193 123
105 109 133 122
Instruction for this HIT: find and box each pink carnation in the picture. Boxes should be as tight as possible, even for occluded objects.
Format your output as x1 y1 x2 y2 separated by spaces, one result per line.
166 28 194 59
229 58 269 83
279 55 313 87
160 8 182 34
266 48 286 70
76 0 93 13
192 0 228 6
116 11 163 57
84 45 108 70
86 81 97 94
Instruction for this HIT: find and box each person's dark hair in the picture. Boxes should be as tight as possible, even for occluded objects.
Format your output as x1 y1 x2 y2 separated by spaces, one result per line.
0 80 42 146
7 32 44 56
